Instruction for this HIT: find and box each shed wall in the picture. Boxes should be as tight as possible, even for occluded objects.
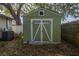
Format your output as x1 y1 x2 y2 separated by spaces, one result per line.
23 8 61 44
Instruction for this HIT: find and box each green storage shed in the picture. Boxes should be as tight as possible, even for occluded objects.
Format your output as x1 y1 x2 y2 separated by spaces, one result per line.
23 8 62 44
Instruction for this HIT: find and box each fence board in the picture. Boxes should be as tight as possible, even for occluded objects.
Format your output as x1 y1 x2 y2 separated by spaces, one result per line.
61 20 79 47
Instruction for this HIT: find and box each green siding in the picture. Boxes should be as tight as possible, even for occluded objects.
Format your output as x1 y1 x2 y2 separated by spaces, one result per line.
53 17 61 42
23 8 61 43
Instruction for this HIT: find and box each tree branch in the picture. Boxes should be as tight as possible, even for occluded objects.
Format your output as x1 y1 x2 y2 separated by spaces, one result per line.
17 3 24 17
0 3 22 25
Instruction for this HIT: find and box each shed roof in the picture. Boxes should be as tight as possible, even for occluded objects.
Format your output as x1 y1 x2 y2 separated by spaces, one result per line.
0 14 13 20
25 7 62 17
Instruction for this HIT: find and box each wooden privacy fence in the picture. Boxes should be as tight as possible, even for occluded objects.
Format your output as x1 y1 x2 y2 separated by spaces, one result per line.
61 20 79 47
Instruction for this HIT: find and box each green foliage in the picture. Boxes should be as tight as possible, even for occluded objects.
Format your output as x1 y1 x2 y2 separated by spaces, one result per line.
0 3 79 21
3 7 11 16
0 5 11 16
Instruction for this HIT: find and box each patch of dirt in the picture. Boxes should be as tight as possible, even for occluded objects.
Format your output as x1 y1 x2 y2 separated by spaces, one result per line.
0 39 79 56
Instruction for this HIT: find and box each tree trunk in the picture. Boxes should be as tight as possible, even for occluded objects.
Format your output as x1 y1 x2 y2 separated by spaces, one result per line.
0 3 24 25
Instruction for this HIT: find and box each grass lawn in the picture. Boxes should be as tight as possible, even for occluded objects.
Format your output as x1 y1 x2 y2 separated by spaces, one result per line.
0 38 79 56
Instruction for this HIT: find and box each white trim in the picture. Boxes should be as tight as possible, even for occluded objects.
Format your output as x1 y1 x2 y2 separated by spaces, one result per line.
42 24 50 41
38 10 45 16
31 18 53 43
40 20 43 43
33 24 40 41
31 20 33 42
51 19 53 42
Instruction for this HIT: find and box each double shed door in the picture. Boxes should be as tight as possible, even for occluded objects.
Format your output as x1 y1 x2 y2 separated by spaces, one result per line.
31 19 53 43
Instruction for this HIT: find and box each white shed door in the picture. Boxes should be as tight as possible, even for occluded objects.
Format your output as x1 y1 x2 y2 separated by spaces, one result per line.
31 19 53 43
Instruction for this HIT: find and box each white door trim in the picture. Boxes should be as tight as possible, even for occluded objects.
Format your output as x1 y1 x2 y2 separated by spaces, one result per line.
31 18 53 43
